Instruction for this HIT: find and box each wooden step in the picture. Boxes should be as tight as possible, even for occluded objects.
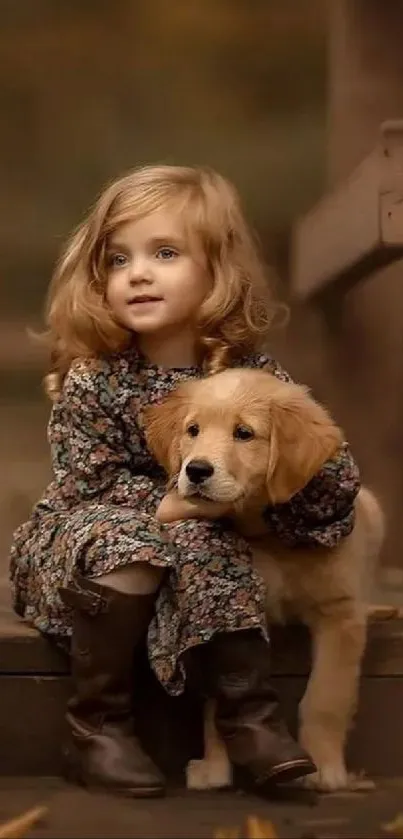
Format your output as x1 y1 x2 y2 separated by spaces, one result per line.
2 602 403 779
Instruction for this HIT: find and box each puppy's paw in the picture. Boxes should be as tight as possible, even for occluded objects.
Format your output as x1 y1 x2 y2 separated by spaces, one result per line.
346 773 376 792
303 763 349 792
305 766 376 794
186 758 233 790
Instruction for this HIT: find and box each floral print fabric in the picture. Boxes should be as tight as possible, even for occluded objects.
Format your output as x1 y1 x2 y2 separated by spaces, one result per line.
9 349 360 694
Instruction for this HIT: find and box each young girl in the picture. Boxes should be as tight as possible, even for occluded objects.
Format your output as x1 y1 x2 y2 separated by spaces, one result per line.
9 164 360 799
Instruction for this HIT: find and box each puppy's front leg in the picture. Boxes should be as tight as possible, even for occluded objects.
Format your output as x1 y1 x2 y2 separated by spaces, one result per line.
186 699 233 790
298 606 367 792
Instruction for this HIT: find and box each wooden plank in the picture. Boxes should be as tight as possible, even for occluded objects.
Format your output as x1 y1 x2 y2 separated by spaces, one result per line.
0 669 203 779
0 777 396 839
3 671 403 779
347 677 403 779
2 615 403 676
0 578 69 674
0 676 70 776
291 120 403 300
269 619 403 677
0 633 69 675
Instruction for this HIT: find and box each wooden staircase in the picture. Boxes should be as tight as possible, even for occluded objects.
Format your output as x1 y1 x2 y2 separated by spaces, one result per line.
2 580 403 781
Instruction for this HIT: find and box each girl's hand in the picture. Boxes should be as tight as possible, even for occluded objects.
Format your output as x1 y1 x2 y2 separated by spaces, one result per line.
156 491 232 523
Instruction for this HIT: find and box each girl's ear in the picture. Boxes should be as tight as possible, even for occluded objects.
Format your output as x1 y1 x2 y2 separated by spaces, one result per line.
143 388 189 477
266 383 344 505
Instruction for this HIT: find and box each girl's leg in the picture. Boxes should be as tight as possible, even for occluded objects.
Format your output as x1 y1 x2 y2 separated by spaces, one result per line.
59 563 166 798
158 518 316 788
96 563 163 593
203 629 316 787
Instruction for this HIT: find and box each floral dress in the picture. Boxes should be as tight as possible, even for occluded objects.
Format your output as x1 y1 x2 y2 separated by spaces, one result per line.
9 348 360 695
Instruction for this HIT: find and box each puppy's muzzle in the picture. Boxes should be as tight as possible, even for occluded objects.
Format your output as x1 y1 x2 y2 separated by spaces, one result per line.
185 459 214 486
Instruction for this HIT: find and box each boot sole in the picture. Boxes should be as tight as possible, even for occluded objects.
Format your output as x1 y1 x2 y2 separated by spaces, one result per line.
64 762 166 799
258 758 317 786
234 758 316 796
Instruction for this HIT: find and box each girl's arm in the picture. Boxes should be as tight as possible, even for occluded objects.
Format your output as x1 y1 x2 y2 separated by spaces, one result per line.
263 442 360 548
55 359 165 509
255 354 361 548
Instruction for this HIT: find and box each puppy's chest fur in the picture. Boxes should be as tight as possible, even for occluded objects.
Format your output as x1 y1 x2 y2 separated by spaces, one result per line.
246 536 353 625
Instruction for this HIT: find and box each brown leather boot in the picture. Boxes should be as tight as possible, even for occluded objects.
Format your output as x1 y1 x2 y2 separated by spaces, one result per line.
59 574 166 798
206 629 316 788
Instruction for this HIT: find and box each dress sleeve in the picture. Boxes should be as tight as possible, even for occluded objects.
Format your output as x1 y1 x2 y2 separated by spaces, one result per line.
58 359 165 509
254 353 361 548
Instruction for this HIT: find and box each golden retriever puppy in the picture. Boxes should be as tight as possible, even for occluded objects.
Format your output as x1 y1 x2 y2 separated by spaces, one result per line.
144 368 384 792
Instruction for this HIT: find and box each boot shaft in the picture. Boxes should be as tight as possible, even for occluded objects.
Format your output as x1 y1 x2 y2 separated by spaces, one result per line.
59 574 155 723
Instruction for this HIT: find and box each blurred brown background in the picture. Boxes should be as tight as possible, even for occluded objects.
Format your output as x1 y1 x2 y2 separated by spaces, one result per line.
2 0 402 579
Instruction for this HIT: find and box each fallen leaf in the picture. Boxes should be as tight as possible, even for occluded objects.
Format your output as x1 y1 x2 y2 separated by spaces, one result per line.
382 813 403 837
0 806 48 839
215 817 277 839
245 816 278 838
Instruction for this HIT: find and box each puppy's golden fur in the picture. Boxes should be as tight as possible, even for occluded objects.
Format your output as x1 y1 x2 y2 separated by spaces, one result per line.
144 368 384 793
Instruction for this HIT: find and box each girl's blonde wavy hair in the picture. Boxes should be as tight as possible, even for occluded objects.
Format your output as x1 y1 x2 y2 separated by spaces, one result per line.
42 164 284 400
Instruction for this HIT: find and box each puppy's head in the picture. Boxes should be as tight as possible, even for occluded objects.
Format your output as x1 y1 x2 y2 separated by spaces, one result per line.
144 369 343 507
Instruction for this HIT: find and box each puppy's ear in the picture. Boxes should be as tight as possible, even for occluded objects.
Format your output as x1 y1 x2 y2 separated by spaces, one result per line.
266 383 343 505
143 388 188 477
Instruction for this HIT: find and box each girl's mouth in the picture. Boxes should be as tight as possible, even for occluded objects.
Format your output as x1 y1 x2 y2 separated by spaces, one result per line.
128 295 163 305
129 294 162 303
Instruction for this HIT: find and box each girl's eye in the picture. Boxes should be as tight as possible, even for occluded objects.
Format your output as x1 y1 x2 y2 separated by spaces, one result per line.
187 423 200 438
156 247 177 260
233 424 255 441
108 253 128 268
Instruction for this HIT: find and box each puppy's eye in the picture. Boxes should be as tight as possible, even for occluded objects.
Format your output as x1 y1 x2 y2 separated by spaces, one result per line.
187 423 200 438
233 424 255 441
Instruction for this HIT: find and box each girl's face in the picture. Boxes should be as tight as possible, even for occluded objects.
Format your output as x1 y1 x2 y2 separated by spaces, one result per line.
105 208 211 346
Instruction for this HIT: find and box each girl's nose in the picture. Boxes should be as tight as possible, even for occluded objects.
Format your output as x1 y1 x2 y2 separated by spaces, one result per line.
129 256 153 283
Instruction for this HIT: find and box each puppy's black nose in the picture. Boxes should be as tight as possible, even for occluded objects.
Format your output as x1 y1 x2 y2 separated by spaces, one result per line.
186 459 214 484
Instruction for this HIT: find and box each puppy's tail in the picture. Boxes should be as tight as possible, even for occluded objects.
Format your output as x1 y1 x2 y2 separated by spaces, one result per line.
356 486 385 601
358 487 385 553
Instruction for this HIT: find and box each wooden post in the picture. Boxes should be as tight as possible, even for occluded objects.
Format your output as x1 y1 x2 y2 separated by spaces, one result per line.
296 0 403 570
